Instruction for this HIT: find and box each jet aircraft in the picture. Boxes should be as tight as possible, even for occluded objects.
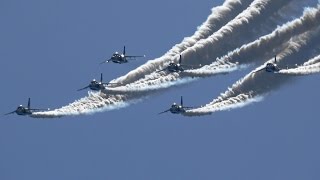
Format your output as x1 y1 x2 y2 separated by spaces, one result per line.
4 98 49 116
253 55 281 73
157 55 193 73
159 96 194 114
100 46 145 64
77 73 121 91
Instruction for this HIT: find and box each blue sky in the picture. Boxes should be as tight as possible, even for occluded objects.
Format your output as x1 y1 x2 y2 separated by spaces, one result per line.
1 0 320 179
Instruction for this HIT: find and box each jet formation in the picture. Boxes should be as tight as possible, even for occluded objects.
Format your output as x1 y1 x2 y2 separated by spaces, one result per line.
5 46 141 116
4 44 282 117
5 45 201 116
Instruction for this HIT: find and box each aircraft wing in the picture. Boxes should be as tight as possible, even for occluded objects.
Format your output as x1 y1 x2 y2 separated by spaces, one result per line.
4 111 16 115
102 82 122 85
183 106 195 109
30 108 50 112
158 109 170 114
100 59 112 64
253 67 266 73
156 68 167 73
180 64 194 68
180 64 195 68
180 64 202 70
77 85 90 91
125 55 145 60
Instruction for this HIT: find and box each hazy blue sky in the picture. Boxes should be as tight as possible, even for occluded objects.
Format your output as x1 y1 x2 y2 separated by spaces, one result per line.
1 0 320 180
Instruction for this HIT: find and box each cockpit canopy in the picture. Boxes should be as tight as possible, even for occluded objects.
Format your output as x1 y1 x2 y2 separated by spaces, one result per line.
112 52 122 59
91 79 98 84
171 103 179 108
17 106 25 110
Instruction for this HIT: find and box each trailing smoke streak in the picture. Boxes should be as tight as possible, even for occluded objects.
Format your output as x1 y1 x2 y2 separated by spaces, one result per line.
167 0 254 56
279 54 320 75
185 94 263 116
31 92 138 118
113 63 245 92
116 0 296 85
105 62 250 94
179 0 294 65
217 29 320 101
106 76 197 93
303 54 320 66
279 62 320 75
187 5 320 76
183 63 248 77
185 28 320 116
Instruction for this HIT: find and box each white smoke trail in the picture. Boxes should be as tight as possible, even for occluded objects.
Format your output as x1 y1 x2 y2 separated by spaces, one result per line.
167 0 254 56
303 54 320 66
187 4 320 76
182 62 249 77
106 76 197 93
278 54 320 75
185 93 263 116
31 92 139 118
185 28 320 116
108 63 246 93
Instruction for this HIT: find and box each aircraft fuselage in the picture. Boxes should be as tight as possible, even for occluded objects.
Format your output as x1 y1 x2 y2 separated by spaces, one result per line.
110 53 128 64
15 106 32 115
266 63 280 72
169 104 185 114
167 63 184 72
89 80 105 91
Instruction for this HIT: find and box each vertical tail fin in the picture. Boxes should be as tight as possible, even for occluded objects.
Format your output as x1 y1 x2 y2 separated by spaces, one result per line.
123 46 126 55
100 73 103 82
181 96 183 106
179 54 182 64
28 98 31 109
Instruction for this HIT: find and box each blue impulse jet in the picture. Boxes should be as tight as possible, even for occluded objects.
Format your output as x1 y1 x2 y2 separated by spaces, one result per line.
77 73 121 91
4 98 49 116
157 55 193 73
254 55 281 73
100 46 145 64
159 96 194 114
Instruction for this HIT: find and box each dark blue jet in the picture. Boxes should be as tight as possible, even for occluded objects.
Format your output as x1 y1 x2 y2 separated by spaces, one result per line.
77 73 121 91
4 98 49 116
100 46 145 64
159 96 194 114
